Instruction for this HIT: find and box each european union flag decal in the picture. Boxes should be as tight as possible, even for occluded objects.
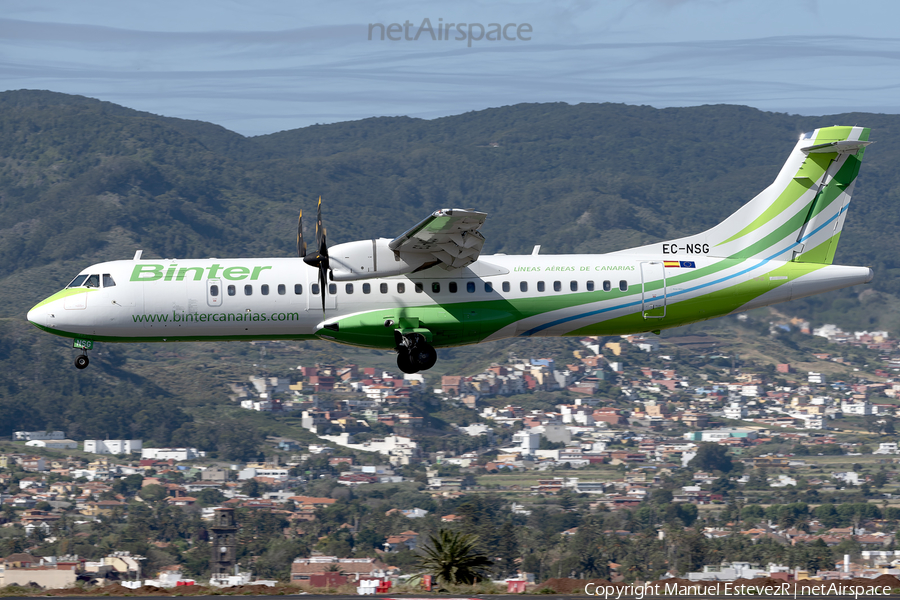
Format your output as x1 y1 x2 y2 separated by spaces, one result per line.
679 261 696 268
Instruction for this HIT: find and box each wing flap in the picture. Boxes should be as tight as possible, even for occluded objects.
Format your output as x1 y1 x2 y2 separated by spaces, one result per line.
389 208 487 270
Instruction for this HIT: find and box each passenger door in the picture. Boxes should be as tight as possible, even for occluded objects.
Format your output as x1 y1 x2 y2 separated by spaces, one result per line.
640 261 666 319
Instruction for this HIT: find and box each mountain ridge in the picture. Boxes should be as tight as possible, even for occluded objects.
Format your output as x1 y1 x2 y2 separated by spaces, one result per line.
1 89 898 447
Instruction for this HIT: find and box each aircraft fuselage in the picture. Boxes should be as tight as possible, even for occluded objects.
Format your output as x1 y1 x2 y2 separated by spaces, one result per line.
27 253 872 349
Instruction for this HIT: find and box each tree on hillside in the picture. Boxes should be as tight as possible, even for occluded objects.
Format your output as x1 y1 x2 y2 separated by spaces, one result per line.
416 529 493 586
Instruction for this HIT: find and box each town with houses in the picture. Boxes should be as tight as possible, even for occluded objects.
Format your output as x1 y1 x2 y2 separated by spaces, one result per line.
4 316 900 592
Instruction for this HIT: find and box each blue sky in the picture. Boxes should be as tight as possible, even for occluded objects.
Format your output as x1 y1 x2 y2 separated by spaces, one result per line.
3 0 900 136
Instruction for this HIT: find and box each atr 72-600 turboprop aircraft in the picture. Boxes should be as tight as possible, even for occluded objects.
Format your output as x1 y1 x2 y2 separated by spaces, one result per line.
28 126 875 373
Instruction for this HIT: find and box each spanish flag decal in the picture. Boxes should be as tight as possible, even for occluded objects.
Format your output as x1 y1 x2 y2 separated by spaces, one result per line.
664 260 696 268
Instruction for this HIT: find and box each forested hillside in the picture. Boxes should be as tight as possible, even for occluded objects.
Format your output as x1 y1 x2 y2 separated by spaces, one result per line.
2 90 899 442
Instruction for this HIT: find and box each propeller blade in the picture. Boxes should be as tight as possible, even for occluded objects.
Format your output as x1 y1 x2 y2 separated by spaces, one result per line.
319 265 327 315
316 196 328 264
297 209 307 258
303 197 329 270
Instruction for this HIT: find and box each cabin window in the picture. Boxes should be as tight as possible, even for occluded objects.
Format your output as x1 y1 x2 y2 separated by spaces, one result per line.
467 281 476 293
67 275 88 288
329 283 337 295
363 283 371 294
415 282 424 293
84 274 100 288
586 280 594 291
553 281 561 292
278 284 286 295
432 282 441 293
345 283 354 294
311 283 319 295
380 283 388 294
228 285 236 296
244 284 253 296
294 284 303 295
210 285 219 297
502 282 510 292
485 282 493 293
103 274 116 288
261 284 269 295
449 282 458 293
603 280 611 292
570 281 578 292
619 280 628 291
397 283 405 293
520 281 528 292
537 281 545 292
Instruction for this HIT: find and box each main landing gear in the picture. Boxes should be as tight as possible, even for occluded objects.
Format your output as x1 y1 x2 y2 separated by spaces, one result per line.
75 353 90 369
395 332 437 374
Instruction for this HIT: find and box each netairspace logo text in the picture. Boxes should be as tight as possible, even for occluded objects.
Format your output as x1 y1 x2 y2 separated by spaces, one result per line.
368 18 532 47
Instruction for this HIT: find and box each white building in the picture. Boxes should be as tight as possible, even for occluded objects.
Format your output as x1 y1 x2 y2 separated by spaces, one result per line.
320 433 418 465
14 431 65 441
723 402 747 420
799 415 825 430
770 474 797 487
841 400 873 415
457 423 493 437
237 467 290 481
141 447 202 461
740 386 760 398
510 431 540 455
26 439 78 449
84 440 142 454
686 562 767 581
566 478 607 494
874 443 900 455
249 375 290 395
241 399 273 411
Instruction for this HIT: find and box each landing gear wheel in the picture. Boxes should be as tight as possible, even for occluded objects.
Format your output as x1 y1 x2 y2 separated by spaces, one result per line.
397 351 419 374
410 342 437 371
75 355 89 370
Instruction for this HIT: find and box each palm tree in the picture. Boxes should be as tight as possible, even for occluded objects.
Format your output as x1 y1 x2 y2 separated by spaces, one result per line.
416 529 493 586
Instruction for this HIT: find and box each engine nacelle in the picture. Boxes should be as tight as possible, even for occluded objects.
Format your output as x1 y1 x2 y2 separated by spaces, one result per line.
329 238 432 281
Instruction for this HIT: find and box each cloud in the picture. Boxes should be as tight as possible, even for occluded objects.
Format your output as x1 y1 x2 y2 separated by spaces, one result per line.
2 8 900 135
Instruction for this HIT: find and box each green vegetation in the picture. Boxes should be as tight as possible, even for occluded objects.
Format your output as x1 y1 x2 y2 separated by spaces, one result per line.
416 529 494 586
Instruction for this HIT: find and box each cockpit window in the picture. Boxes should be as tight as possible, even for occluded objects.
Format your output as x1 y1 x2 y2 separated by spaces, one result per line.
103 274 116 288
67 275 88 289
84 274 100 288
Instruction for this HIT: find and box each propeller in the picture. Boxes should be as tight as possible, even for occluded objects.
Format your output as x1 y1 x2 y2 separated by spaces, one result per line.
302 197 330 314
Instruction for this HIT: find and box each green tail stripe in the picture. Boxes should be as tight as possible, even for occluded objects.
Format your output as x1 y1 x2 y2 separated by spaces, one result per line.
719 153 833 246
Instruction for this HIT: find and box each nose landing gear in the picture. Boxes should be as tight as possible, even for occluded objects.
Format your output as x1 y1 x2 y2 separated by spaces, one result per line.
73 339 93 369
395 332 437 374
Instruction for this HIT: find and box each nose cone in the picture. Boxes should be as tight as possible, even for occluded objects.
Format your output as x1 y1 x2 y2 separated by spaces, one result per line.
27 303 47 329
865 268 875 284
27 296 57 330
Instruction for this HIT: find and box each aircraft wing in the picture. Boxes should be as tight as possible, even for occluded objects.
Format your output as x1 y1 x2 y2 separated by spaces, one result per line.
389 208 487 270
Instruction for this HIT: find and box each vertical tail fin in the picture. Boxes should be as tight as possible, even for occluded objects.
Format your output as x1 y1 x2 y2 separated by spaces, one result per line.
630 126 871 264
712 126 870 264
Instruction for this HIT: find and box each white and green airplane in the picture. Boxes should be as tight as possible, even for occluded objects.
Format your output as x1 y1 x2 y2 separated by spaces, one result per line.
28 126 874 373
